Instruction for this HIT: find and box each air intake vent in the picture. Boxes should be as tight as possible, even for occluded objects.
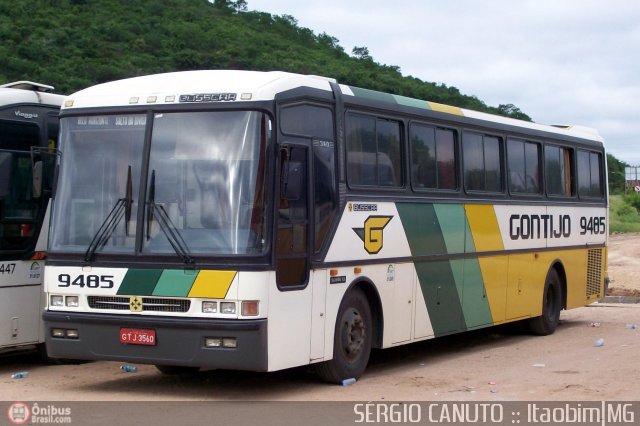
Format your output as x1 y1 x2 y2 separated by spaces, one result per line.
88 296 190 313
586 248 603 297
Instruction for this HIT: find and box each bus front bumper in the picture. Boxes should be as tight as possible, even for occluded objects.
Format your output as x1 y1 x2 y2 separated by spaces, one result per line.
43 311 268 371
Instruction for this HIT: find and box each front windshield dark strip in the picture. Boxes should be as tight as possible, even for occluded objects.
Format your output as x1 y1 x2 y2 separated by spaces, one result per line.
134 110 155 253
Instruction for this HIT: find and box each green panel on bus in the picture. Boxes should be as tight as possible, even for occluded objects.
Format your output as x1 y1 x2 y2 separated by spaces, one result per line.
117 269 163 296
433 204 466 254
415 260 466 336
462 259 494 328
396 203 448 256
349 86 397 105
153 269 199 297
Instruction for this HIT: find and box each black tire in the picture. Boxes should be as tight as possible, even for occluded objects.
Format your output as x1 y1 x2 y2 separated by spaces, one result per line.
528 268 563 335
155 365 200 375
315 287 372 384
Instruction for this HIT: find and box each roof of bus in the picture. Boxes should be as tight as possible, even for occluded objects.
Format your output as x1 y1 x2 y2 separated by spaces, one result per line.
62 70 603 143
0 85 65 107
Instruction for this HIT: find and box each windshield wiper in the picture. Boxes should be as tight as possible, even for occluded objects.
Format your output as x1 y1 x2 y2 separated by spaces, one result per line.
84 166 133 262
146 170 194 265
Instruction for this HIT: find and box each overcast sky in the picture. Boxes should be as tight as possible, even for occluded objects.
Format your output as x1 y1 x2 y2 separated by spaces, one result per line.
248 0 640 166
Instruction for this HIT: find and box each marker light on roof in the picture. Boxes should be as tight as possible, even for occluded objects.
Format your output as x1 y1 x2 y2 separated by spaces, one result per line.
241 93 252 100
129 97 139 104
64 100 74 107
146 96 157 103
165 95 176 102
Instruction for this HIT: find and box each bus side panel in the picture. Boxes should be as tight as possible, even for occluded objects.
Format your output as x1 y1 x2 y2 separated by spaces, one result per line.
506 253 546 320
266 272 313 372
0 284 41 347
309 269 327 361
476 256 508 324
562 249 591 309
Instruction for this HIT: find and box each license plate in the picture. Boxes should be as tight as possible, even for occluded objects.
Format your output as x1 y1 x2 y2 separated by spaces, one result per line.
120 328 156 346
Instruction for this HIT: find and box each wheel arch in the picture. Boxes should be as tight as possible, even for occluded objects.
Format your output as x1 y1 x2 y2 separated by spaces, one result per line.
348 278 384 349
549 259 568 310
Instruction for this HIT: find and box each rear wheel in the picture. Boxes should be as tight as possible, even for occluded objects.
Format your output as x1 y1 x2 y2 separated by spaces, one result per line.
315 287 372 384
155 365 200 375
528 268 562 335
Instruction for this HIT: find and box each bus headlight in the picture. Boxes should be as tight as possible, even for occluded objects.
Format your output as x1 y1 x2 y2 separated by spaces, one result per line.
50 295 64 307
220 302 236 314
202 301 217 313
65 296 79 307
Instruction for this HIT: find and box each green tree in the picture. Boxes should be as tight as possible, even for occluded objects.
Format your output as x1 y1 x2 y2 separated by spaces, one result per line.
352 46 371 60
607 153 628 195
0 0 531 121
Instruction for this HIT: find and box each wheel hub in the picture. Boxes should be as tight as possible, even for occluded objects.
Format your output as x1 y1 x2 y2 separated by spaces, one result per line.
342 309 365 361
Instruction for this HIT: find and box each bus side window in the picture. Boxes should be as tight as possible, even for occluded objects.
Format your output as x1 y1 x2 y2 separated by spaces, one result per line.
463 131 503 193
508 138 541 194
577 150 603 198
346 114 402 188
545 145 575 197
410 124 457 191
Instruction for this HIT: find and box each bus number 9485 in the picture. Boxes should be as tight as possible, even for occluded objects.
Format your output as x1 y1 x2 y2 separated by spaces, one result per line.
58 274 114 289
579 216 606 235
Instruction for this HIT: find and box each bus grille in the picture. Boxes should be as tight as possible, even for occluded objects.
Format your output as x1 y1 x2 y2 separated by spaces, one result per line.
586 248 603 297
87 296 191 313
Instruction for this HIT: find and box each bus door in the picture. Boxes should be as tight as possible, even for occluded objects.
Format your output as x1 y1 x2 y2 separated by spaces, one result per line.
276 143 311 288
276 102 338 361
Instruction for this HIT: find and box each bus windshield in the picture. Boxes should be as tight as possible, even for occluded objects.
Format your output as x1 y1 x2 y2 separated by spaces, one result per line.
50 111 270 258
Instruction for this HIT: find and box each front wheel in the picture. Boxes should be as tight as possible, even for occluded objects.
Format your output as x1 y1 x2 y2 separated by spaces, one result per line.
315 287 372 384
528 268 563 335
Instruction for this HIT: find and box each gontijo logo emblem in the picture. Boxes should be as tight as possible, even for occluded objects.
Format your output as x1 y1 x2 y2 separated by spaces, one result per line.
129 297 143 312
353 216 393 254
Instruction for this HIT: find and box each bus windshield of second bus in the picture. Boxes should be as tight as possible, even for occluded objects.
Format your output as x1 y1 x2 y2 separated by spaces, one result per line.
0 81 63 354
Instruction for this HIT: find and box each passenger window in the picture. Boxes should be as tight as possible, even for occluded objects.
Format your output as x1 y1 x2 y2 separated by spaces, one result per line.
545 145 574 197
577 150 603 198
508 138 541 194
410 124 456 190
346 114 402 187
463 132 503 192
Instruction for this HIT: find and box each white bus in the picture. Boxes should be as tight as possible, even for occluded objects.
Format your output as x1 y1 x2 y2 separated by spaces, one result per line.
43 71 606 382
0 81 63 355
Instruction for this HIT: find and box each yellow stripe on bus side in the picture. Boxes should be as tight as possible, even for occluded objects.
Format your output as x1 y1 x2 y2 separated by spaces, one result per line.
477 256 508 324
465 204 504 252
188 270 237 298
427 101 464 116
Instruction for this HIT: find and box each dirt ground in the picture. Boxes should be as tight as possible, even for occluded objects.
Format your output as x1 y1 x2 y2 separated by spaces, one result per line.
607 232 640 295
1 233 639 403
